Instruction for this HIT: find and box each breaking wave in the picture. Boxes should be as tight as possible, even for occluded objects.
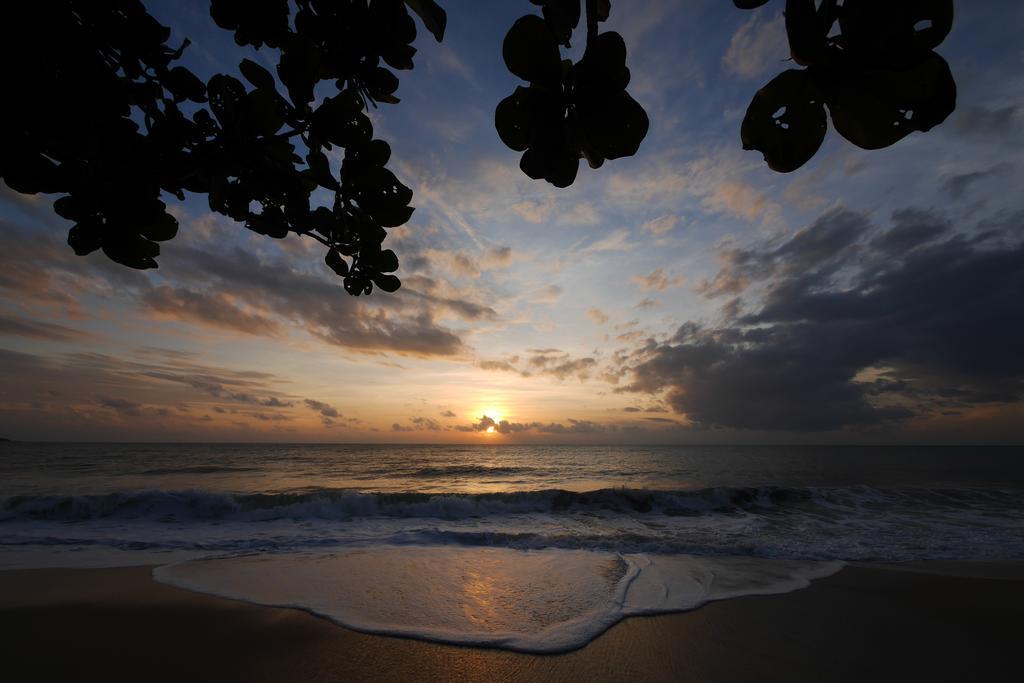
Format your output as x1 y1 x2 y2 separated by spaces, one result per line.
2 485 1020 523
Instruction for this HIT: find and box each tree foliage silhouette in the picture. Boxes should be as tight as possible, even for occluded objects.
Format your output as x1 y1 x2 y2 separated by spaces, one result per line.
494 0 649 188
736 0 956 172
0 0 956 292
1 0 446 295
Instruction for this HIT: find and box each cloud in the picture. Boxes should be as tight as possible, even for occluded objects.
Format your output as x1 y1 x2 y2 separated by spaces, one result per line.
0 213 473 358
635 298 659 310
0 347 329 439
304 398 340 418
953 105 1021 140
510 199 553 224
642 215 680 236
559 202 601 226
482 246 513 269
409 416 442 431
723 12 787 79
478 359 519 373
142 286 282 336
440 410 456 418
0 313 92 342
581 229 634 255
620 206 1024 431
587 308 610 325
533 284 563 304
434 44 477 86
695 207 869 299
631 268 685 291
478 350 599 381
98 396 142 417
456 414 616 435
527 350 598 381
157 239 469 357
703 180 780 225
943 163 1015 200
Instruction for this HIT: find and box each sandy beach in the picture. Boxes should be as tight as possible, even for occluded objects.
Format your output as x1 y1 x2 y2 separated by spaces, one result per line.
2 562 1022 682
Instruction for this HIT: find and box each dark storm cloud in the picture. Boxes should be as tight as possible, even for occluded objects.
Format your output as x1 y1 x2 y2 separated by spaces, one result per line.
943 163 1015 200
304 398 339 418
0 217 473 358
477 350 598 381
410 416 442 431
98 396 142 417
142 285 282 336
953 105 1021 140
622 207 1024 431
400 279 498 321
155 241 468 357
0 348 303 439
454 415 617 435
394 416 442 432
140 368 287 407
0 313 93 342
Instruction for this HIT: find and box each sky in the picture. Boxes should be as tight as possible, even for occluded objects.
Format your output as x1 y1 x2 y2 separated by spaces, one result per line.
1 0 1022 443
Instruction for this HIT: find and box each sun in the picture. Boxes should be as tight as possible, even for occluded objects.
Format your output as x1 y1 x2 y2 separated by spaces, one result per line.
479 407 503 423
478 405 503 436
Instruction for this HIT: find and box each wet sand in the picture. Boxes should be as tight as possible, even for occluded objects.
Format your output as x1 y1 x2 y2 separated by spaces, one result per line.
2 562 1022 682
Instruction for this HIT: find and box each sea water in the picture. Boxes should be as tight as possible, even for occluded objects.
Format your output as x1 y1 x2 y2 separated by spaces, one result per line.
2 443 1022 651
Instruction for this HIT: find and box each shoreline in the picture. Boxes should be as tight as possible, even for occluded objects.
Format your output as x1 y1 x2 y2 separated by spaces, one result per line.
2 561 1023 681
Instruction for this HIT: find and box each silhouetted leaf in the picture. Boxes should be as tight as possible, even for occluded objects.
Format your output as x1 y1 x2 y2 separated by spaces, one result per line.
277 33 320 106
375 249 400 273
239 58 275 90
495 86 540 152
837 0 954 66
325 248 349 276
140 212 179 242
241 88 285 136
360 140 393 167
742 69 827 173
53 196 83 221
246 206 289 238
2 153 63 194
538 0 581 47
207 74 246 127
785 0 831 67
307 149 339 190
102 233 160 269
520 127 579 188
404 0 447 42
211 0 289 48
164 66 207 103
67 222 103 256
503 15 561 87
828 52 956 150
577 91 649 160
365 67 401 104
576 31 630 92
372 273 401 292
312 91 371 147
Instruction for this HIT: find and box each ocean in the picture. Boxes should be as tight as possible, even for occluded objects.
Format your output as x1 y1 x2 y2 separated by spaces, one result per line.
2 443 1023 651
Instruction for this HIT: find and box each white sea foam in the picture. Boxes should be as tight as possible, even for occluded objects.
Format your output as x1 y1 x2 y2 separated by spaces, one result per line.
153 546 842 653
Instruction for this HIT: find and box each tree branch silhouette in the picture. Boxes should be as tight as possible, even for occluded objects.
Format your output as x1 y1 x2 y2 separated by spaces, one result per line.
736 0 957 172
1 0 958 292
